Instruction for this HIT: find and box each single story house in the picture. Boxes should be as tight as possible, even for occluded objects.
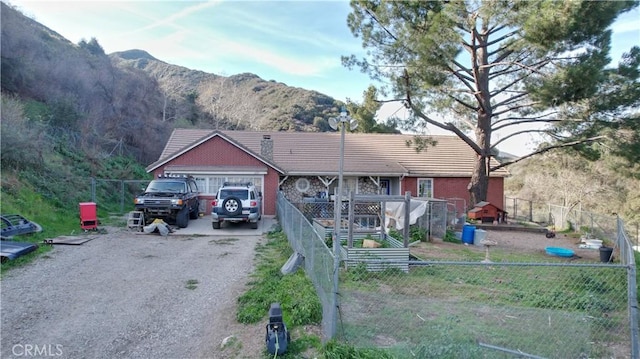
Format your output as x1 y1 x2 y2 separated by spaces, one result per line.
145 129 509 217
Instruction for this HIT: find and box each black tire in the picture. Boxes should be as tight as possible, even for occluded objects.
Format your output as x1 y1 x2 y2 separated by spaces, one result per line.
176 208 189 228
222 197 243 216
250 221 258 229
189 205 199 220
212 221 221 229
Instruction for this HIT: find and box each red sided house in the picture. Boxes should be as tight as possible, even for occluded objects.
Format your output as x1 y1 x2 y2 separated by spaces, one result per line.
145 130 509 217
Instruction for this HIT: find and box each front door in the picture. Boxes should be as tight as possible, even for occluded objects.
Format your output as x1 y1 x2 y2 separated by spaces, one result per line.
380 179 390 195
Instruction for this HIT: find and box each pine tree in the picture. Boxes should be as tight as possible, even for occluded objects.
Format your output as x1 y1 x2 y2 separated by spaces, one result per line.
344 0 638 205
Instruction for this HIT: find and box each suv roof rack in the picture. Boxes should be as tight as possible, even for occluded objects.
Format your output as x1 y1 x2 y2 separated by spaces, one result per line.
222 181 253 187
158 174 193 179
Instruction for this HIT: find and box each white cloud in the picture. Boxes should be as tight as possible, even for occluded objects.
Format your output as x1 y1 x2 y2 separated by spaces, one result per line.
215 37 339 76
127 1 221 35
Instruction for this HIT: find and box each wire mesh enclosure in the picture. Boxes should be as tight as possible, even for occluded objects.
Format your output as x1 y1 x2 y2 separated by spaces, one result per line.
294 192 449 246
279 192 638 357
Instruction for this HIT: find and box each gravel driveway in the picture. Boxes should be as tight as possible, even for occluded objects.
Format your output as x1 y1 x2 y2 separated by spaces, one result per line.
1 227 265 359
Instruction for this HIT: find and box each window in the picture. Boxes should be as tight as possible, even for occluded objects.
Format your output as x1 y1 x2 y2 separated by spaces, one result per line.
191 176 263 195
380 179 390 195
147 180 185 193
295 178 310 192
219 189 250 200
189 181 198 193
417 178 433 198
330 177 358 197
343 178 357 196
210 177 227 194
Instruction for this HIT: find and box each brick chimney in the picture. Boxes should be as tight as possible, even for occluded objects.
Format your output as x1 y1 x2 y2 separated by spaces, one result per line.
261 135 273 160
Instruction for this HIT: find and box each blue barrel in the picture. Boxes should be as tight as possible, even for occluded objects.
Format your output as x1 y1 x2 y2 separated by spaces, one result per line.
462 225 476 244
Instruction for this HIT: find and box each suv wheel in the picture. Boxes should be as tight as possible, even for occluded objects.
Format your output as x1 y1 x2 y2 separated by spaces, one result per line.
250 221 258 229
212 221 221 229
222 197 243 216
176 208 189 228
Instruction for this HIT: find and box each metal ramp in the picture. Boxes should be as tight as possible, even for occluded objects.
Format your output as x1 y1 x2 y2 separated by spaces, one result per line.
126 211 145 231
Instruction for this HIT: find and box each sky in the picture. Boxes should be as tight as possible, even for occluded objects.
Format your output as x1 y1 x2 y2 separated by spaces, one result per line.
6 0 640 156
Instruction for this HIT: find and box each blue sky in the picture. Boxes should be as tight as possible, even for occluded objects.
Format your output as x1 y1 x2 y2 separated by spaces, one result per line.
6 1 640 155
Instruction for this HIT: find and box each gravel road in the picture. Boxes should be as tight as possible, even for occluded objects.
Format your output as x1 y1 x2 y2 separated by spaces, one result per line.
1 227 265 359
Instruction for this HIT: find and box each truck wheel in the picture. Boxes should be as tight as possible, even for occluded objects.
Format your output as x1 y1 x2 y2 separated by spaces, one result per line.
189 205 199 220
250 221 258 229
176 208 189 228
212 221 221 229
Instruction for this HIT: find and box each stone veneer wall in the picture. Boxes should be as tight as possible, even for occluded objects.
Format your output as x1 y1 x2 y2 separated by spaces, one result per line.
281 176 381 203
358 177 379 195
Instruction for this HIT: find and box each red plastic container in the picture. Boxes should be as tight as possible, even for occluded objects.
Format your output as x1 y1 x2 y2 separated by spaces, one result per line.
79 202 98 230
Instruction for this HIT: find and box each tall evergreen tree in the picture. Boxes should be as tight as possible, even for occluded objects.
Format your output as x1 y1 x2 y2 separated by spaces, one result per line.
348 86 400 133
344 0 638 206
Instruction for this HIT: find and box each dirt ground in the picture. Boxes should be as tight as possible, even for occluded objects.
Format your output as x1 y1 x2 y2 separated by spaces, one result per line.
4 224 614 359
411 227 609 262
0 226 269 359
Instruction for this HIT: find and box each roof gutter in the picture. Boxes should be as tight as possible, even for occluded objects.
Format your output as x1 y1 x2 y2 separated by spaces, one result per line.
287 171 406 177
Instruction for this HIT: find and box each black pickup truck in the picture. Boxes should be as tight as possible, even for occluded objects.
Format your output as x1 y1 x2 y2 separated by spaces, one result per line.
134 175 200 228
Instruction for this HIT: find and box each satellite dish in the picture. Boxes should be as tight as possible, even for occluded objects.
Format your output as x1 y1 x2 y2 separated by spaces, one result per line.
329 117 338 130
350 121 358 131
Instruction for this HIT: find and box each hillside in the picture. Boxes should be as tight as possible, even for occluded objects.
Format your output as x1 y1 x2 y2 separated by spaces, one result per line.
0 2 344 232
110 50 340 133
1 2 342 166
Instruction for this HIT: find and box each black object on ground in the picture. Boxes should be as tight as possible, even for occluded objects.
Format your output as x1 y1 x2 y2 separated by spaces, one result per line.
265 302 289 355
599 246 614 263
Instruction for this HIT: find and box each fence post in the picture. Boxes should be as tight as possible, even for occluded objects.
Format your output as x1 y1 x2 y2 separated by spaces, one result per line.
429 201 434 239
330 188 340 339
348 191 355 248
629 260 639 359
618 217 640 359
403 192 411 247
91 177 96 203
120 180 125 214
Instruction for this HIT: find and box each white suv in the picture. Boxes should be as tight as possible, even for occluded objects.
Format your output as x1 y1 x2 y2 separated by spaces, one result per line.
211 182 262 229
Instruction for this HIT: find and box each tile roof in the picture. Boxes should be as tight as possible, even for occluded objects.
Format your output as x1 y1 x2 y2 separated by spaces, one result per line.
148 129 509 178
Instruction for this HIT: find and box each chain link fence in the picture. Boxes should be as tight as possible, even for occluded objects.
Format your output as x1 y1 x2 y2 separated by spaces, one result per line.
278 192 639 357
294 194 448 242
277 192 335 340
31 177 150 216
88 178 150 214
504 197 616 232
505 196 639 246
337 261 633 358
